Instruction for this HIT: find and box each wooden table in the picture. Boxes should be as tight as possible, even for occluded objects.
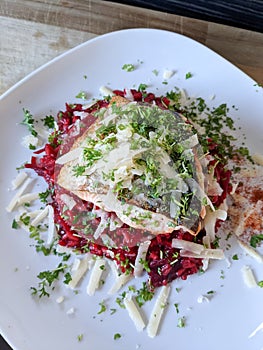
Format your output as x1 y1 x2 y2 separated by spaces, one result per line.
1 0 263 97
0 1 263 348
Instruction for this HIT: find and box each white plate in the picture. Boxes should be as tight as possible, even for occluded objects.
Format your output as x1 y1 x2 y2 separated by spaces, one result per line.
1 28 263 350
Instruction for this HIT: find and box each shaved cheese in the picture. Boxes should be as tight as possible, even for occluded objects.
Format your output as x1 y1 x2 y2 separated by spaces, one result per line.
16 192 39 206
47 205 56 245
147 285 170 338
241 265 257 288
163 69 174 79
238 240 263 263
123 293 146 331
197 295 210 303
56 296 65 304
249 321 263 338
56 147 82 165
6 177 33 212
66 307 75 315
180 134 199 149
12 172 28 189
134 240 151 277
180 248 224 259
60 193 76 210
100 86 114 97
124 89 134 100
186 177 215 212
22 134 40 148
68 255 92 289
202 235 211 271
172 238 204 254
86 258 106 296
107 260 119 279
93 212 109 239
108 273 132 295
31 206 49 226
172 237 224 259
56 245 72 254
203 208 227 241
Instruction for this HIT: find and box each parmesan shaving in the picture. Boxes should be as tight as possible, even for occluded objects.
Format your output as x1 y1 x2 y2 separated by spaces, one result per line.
56 296 65 304
60 193 77 210
238 240 263 263
147 285 170 338
123 293 146 331
162 69 174 79
56 147 82 165
86 258 106 296
99 86 114 97
31 206 49 226
6 177 33 212
16 192 39 206
134 240 151 277
241 265 257 288
203 208 227 241
172 238 204 254
172 238 224 259
108 273 132 295
12 172 28 189
249 321 263 338
180 248 224 259
68 255 92 289
47 205 56 245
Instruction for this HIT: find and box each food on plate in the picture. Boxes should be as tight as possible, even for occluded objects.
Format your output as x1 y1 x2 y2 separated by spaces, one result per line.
7 85 261 336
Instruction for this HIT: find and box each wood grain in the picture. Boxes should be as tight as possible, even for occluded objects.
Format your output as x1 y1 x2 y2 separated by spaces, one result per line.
1 0 263 94
0 16 96 94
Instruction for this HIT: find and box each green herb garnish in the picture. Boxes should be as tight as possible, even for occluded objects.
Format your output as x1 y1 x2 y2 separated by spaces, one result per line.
122 63 135 72
42 115 55 129
250 234 263 248
185 72 193 79
114 333 121 340
21 109 38 137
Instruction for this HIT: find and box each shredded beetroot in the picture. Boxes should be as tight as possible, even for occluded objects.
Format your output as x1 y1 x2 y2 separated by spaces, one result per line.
25 89 232 289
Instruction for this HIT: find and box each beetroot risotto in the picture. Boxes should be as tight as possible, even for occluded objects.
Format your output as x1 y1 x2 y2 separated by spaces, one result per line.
7 86 251 336
7 84 256 337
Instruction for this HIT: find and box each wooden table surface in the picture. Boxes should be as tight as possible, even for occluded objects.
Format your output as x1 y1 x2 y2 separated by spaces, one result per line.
1 0 263 97
0 0 263 348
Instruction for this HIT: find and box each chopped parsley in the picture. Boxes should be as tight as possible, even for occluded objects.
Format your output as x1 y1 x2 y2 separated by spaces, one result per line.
39 188 52 203
177 316 186 328
72 165 86 177
114 333 121 340
77 334 83 342
75 91 87 100
250 234 263 248
122 63 135 72
135 282 154 307
232 254 239 260
138 83 148 92
185 72 193 79
174 303 179 313
98 301 107 314
42 115 55 129
21 109 38 137
12 219 19 229
257 281 263 288
31 262 70 298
